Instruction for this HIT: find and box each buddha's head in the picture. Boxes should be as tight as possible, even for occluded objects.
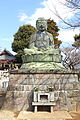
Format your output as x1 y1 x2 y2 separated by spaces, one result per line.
36 17 47 31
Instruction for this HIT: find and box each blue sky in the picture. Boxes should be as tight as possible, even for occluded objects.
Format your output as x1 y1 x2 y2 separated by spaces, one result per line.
0 0 80 52
0 0 43 51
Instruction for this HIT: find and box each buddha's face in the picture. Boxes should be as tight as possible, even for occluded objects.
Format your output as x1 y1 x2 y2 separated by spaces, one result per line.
36 18 47 31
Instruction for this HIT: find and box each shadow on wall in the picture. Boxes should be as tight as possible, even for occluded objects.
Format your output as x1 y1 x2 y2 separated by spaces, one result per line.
27 90 33 111
0 92 6 109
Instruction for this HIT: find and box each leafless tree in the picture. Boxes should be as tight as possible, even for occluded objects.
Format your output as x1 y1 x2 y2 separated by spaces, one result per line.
49 0 80 29
62 47 80 70
63 0 80 28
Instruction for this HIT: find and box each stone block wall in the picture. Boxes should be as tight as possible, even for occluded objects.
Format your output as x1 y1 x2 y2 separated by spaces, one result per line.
2 69 80 111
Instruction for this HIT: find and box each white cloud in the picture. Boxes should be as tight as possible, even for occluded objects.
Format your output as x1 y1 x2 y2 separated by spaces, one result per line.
18 12 28 23
18 0 80 46
18 0 74 26
41 0 73 20
59 29 80 46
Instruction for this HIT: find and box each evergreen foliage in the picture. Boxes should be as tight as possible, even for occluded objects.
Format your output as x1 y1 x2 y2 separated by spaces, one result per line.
47 19 62 48
12 25 36 63
72 33 80 47
74 34 80 41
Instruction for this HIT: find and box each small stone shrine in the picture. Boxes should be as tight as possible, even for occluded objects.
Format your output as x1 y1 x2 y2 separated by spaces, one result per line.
3 18 80 112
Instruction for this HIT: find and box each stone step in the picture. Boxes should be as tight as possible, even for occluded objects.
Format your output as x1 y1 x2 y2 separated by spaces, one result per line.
21 118 64 120
17 111 72 120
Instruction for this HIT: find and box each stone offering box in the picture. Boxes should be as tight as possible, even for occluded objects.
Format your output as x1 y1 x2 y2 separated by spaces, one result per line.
32 91 55 112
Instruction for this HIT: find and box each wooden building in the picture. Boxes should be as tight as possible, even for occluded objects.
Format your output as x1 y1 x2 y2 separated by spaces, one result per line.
0 49 16 70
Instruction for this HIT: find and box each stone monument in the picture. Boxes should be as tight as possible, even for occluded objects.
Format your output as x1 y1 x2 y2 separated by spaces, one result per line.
2 18 80 112
21 17 64 70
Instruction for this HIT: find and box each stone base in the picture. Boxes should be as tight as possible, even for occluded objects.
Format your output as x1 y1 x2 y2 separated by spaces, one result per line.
21 48 62 70
2 69 80 111
22 53 61 63
21 62 64 70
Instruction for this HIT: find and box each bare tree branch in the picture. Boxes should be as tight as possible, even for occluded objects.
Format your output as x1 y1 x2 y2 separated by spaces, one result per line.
62 47 80 70
48 0 80 29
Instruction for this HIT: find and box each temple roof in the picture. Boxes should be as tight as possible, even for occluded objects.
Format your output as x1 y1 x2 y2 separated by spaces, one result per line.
0 49 16 62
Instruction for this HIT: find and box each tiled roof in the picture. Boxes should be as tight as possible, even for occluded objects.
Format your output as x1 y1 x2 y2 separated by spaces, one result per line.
0 55 15 60
0 49 16 61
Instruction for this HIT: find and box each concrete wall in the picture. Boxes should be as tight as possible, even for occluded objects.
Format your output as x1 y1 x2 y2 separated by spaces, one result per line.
2 69 80 111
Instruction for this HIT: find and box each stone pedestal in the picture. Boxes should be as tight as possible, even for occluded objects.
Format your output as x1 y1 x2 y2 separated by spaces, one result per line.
2 69 80 112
